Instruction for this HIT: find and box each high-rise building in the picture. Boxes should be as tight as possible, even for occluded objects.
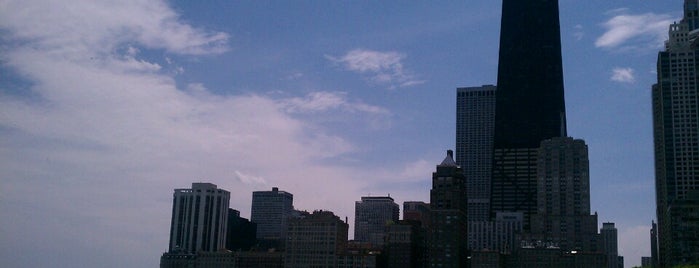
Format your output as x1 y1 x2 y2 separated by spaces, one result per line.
526 137 600 252
456 85 496 222
468 212 522 254
354 196 399 247
403 201 431 227
226 208 257 251
385 220 426 268
285 210 349 268
167 182 230 253
250 187 294 250
601 222 619 268
652 1 699 266
491 0 568 230
429 150 468 267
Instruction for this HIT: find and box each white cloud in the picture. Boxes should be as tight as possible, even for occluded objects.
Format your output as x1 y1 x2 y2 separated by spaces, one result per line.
595 12 676 51
611 67 636 83
0 0 228 58
282 91 390 115
234 170 268 185
326 49 426 89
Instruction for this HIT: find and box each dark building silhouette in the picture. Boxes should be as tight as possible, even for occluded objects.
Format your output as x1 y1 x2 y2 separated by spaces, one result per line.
601 222 619 268
250 187 293 250
524 137 600 253
429 150 468 267
651 221 659 268
403 201 431 228
652 0 699 266
491 0 567 230
385 220 426 268
354 196 399 248
226 209 257 251
285 210 349 267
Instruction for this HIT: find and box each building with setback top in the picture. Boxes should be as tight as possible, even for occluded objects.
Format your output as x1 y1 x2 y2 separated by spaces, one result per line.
652 0 699 266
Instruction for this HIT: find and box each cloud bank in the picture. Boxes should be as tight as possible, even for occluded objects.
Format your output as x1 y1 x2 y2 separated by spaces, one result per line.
0 1 425 267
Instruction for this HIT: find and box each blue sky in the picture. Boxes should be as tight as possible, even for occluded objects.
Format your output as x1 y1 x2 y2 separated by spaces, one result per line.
0 0 682 267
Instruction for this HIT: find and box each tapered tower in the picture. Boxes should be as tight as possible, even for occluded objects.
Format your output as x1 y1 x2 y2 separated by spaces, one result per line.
491 0 568 229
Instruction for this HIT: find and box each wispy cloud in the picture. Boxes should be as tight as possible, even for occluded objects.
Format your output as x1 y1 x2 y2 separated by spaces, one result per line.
611 67 636 83
326 49 426 89
595 11 676 51
573 24 585 41
282 91 390 115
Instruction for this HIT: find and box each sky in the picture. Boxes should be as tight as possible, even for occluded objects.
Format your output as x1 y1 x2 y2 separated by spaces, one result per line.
0 0 683 267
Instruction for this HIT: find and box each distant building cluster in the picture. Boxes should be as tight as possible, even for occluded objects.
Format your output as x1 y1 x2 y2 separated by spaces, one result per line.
158 0 699 267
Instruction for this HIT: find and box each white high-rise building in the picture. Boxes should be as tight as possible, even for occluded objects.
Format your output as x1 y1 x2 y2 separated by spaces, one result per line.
168 183 230 253
456 85 496 222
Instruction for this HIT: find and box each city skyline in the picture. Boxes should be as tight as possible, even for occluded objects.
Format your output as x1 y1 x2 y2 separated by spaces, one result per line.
0 1 682 267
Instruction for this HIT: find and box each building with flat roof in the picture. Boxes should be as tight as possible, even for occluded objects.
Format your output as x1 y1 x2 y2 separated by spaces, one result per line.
456 85 496 222
285 210 349 268
250 187 293 250
167 182 230 254
354 196 399 248
601 222 619 268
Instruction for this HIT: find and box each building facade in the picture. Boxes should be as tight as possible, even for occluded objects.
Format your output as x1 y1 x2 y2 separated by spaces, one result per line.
385 220 426 268
429 150 468 267
403 201 431 228
285 210 349 268
456 85 496 222
601 222 619 268
469 212 522 254
491 0 568 230
527 137 600 253
250 187 293 250
354 196 399 247
167 183 230 254
226 209 257 252
652 0 699 266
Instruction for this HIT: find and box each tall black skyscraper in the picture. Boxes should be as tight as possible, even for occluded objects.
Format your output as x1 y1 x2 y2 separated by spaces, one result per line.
495 0 567 145
491 0 567 229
